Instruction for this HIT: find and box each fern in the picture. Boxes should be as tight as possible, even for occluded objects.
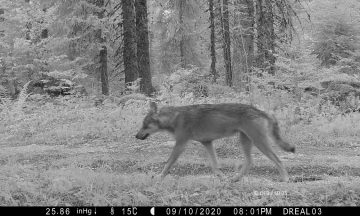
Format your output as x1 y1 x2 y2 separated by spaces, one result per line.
0 85 10 101
0 85 12 117
14 81 31 113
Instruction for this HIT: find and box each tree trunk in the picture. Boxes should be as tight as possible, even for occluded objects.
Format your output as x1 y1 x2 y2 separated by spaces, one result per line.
232 0 241 87
222 0 232 86
41 8 48 39
209 0 217 82
255 0 265 71
0 8 4 36
239 0 254 90
99 45 109 95
135 0 154 96
179 0 186 68
0 8 3 22
264 0 275 75
256 0 275 75
95 0 109 95
122 0 138 85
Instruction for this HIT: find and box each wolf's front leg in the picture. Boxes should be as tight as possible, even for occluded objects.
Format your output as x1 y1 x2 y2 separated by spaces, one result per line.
202 141 226 179
160 139 188 179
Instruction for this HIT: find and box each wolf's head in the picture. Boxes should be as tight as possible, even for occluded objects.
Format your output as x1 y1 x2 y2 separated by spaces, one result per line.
135 102 179 140
135 102 162 140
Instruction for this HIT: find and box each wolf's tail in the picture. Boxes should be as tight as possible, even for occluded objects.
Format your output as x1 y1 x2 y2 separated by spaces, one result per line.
271 117 295 153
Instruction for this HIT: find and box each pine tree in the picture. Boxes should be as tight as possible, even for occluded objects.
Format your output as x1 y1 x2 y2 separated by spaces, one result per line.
135 0 154 95
122 0 138 85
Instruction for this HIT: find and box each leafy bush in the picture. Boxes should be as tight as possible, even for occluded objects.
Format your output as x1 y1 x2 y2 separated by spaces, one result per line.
311 0 360 75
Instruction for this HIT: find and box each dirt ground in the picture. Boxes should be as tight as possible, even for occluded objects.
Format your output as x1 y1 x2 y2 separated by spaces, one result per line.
0 133 359 206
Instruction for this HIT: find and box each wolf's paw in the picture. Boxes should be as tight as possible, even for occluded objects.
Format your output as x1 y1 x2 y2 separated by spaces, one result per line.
280 175 289 182
230 175 243 183
215 172 226 181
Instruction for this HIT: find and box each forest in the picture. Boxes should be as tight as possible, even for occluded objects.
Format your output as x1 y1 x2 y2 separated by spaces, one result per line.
0 0 359 206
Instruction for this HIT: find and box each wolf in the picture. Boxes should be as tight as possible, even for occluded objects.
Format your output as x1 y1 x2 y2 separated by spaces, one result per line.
135 102 295 182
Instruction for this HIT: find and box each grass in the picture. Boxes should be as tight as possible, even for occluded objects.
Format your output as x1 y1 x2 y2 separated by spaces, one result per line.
0 97 359 206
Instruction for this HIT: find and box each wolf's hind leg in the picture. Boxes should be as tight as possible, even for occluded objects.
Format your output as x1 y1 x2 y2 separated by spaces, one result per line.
232 132 253 182
240 119 290 182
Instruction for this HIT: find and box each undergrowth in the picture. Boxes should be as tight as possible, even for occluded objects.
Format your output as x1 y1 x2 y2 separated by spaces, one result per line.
0 82 359 206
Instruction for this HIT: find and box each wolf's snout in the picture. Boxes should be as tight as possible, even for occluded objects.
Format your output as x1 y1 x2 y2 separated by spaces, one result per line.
289 146 295 153
135 132 149 140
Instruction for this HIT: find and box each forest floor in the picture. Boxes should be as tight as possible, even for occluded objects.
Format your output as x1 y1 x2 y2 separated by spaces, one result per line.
0 99 359 205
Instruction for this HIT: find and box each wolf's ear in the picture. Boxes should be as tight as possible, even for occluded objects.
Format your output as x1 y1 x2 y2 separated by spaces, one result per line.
149 102 157 113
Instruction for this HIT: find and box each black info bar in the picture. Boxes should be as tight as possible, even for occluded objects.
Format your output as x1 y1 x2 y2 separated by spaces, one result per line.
0 206 356 216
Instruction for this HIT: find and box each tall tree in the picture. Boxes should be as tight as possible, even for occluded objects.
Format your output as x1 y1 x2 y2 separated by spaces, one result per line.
179 0 186 68
151 1 205 74
40 8 48 39
209 0 217 82
256 0 275 75
135 0 154 95
234 0 254 90
122 0 138 85
0 8 4 37
95 0 109 95
0 7 3 21
99 45 109 95
222 0 232 86
264 0 275 74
